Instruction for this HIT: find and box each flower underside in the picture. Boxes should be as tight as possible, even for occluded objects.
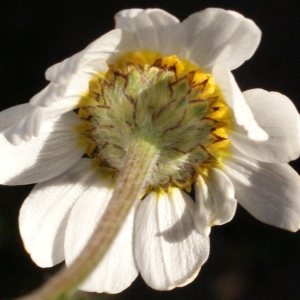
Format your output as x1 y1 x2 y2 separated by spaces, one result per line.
78 52 231 192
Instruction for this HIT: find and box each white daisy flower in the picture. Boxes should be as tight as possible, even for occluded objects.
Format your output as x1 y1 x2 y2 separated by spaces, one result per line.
1 8 300 294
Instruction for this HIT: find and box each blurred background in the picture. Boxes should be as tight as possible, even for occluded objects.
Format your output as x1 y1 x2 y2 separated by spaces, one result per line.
1 0 300 299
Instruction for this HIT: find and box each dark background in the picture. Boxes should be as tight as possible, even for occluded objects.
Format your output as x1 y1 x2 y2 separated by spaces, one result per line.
1 1 300 299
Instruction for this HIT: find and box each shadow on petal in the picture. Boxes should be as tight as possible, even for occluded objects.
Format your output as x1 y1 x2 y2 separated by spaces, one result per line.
155 204 195 243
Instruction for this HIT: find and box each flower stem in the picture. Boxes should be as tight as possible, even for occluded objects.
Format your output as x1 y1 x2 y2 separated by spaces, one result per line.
18 140 159 300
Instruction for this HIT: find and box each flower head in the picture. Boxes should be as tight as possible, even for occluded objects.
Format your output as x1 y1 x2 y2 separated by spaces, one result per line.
1 8 300 293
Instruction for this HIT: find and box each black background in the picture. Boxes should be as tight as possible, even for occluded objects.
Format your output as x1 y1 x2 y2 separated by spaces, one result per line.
1 1 300 299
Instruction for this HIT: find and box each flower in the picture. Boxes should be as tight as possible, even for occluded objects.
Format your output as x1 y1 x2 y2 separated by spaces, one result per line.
1 7 300 293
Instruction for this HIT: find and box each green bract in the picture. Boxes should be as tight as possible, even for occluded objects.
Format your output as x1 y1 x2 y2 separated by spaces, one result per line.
79 55 230 190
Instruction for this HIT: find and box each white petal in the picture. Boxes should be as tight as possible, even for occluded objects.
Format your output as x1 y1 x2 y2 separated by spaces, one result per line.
194 169 237 236
29 82 67 107
223 147 300 231
36 29 138 108
45 50 85 84
181 8 261 70
0 111 85 185
4 98 80 144
64 174 138 293
135 189 209 290
213 64 268 141
229 89 300 163
114 9 143 23
82 29 138 66
4 106 45 144
64 71 93 98
19 158 97 267
45 29 136 86
0 104 35 131
115 9 185 56
30 71 92 107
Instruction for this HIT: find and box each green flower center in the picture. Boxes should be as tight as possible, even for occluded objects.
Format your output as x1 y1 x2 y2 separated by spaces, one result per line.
78 53 231 191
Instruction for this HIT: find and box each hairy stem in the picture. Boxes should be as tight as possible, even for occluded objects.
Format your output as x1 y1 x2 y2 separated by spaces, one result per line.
18 140 158 300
